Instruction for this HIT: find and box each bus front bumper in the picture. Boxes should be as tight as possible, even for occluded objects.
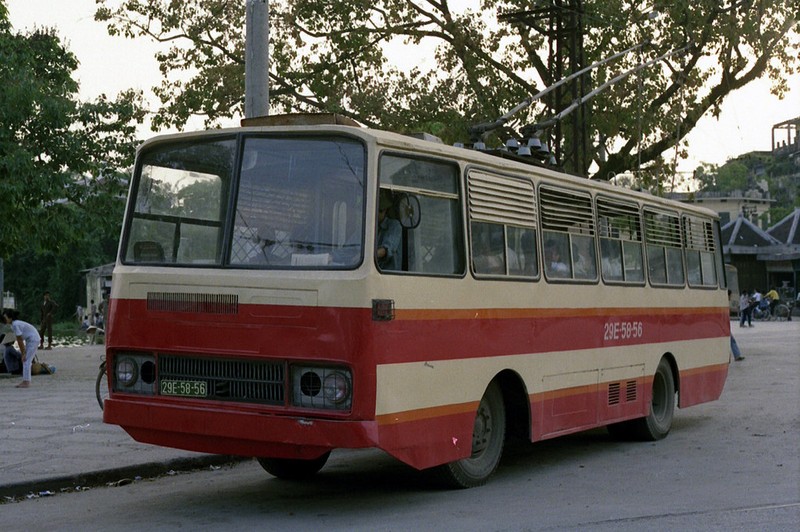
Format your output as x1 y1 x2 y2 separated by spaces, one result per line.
103 397 380 460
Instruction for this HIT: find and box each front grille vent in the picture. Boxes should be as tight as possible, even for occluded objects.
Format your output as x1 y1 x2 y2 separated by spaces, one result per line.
147 292 238 315
159 355 284 405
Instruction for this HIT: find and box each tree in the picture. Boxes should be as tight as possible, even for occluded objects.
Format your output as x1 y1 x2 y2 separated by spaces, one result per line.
695 151 799 225
94 0 797 180
0 3 146 318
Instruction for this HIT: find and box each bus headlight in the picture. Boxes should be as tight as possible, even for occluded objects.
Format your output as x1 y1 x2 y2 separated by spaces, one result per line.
112 353 156 395
116 358 138 387
323 371 351 404
292 366 352 411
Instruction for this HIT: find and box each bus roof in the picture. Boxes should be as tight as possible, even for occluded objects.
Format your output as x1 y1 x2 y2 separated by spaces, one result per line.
138 114 719 221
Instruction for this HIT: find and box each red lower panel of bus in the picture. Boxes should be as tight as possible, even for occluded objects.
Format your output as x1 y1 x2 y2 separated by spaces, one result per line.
104 297 730 469
105 360 729 470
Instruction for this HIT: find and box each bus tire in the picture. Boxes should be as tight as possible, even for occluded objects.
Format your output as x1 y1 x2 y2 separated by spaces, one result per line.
434 381 506 488
629 358 675 441
257 451 331 480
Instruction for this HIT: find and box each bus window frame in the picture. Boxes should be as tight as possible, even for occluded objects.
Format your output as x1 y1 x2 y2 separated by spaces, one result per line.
465 167 540 282
228 133 369 271
643 207 686 289
376 150 467 279
537 183 600 285
595 194 647 287
120 134 239 268
682 214 720 290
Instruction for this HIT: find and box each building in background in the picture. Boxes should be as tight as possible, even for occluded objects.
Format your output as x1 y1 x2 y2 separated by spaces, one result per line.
674 116 799 297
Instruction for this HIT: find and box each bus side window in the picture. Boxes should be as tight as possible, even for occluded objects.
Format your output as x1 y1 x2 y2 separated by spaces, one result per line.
597 197 644 284
539 185 594 282
467 171 538 279
378 155 464 276
644 209 684 287
684 216 718 287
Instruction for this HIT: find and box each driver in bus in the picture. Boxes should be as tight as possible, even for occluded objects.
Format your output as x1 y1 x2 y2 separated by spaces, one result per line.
376 191 402 271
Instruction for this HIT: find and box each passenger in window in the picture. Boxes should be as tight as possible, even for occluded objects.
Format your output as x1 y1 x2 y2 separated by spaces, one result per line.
506 245 521 274
472 223 505 274
600 239 623 280
572 236 597 279
376 192 402 270
544 238 570 277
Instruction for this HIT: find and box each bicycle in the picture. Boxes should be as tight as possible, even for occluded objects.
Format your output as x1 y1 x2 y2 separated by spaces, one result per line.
772 302 791 321
752 305 771 321
96 356 108 411
753 302 791 321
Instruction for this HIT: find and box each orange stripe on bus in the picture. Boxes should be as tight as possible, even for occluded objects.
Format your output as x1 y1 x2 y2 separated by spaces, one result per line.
394 306 726 321
376 401 479 426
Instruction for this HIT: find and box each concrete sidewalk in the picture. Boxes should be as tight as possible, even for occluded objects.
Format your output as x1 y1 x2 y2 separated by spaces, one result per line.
0 343 236 500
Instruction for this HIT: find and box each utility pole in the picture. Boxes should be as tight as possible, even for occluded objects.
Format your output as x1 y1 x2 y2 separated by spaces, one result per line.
500 0 588 176
245 0 270 118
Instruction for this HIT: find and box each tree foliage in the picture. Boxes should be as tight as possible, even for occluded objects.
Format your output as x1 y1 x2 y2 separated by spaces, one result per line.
0 4 146 318
95 0 797 180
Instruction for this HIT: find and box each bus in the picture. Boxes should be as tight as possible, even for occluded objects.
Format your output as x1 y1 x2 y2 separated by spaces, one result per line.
102 114 730 488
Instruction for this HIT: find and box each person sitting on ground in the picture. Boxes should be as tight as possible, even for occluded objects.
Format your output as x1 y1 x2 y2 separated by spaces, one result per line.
2 331 22 375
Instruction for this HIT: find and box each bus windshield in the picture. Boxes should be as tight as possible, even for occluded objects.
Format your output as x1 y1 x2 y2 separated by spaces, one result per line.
122 135 366 268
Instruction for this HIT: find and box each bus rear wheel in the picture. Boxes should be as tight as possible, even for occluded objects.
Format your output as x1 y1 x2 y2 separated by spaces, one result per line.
434 381 506 488
608 358 675 441
257 451 331 480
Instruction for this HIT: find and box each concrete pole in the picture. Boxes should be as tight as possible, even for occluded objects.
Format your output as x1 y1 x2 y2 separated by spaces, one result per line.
245 0 270 118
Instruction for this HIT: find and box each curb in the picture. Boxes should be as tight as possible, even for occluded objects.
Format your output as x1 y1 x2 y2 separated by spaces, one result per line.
0 455 248 501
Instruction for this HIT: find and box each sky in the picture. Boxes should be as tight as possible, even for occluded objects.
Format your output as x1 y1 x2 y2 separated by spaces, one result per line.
7 0 800 176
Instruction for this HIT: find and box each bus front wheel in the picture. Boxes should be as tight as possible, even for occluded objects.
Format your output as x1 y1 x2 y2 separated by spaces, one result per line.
434 381 506 488
257 451 331 480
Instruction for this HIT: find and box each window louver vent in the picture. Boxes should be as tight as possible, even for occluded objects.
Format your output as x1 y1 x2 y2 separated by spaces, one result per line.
539 186 595 235
468 172 536 226
684 217 716 252
644 210 682 247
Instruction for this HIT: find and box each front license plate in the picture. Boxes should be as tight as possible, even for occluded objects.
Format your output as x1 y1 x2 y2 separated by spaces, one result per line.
160 379 207 398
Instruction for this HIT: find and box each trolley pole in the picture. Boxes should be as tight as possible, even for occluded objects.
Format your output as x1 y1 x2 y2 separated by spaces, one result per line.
245 0 270 118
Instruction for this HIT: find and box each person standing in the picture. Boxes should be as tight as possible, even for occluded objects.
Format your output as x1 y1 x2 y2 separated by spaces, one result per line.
2 308 41 388
728 292 745 362
730 335 745 361
739 290 753 327
39 291 58 350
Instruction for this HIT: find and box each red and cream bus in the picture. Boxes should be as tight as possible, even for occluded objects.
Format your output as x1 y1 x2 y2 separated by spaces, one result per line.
103 114 730 488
